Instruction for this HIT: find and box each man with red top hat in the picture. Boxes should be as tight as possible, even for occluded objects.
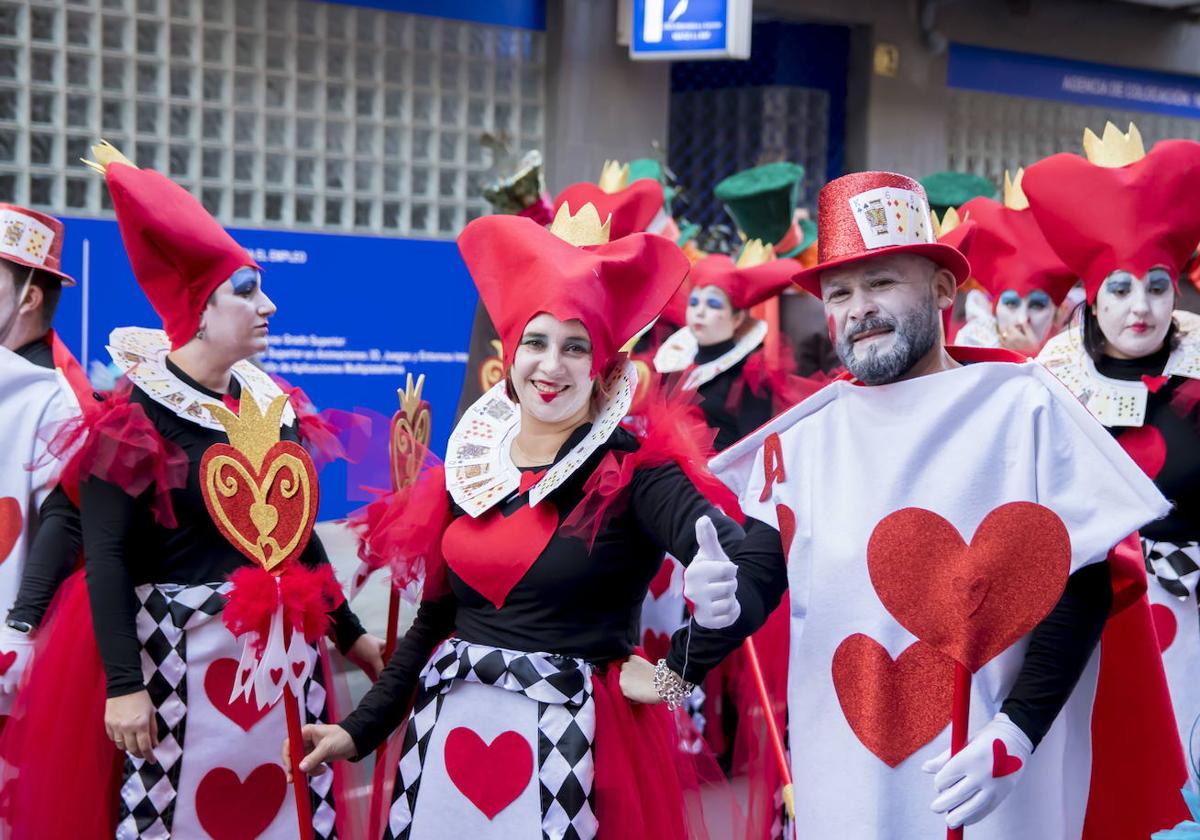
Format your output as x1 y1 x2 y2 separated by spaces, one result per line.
0 204 87 719
620 169 1184 838
952 172 1078 356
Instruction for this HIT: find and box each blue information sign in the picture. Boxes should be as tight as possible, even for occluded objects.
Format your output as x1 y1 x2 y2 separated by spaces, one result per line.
631 0 751 61
52 216 477 520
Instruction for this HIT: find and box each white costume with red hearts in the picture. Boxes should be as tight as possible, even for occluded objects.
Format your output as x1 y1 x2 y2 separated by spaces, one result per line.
710 356 1167 838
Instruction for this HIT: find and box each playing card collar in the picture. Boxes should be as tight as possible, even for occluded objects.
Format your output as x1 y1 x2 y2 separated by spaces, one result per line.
107 326 296 431
653 320 768 390
1037 310 1200 427
445 361 636 518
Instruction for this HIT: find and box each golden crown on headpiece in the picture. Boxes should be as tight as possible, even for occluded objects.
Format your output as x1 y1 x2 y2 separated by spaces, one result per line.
1082 122 1145 168
550 202 611 246
1003 169 1029 210
598 160 630 194
735 239 775 268
930 206 966 239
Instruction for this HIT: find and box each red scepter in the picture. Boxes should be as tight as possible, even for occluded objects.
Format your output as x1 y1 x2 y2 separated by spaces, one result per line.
744 636 795 827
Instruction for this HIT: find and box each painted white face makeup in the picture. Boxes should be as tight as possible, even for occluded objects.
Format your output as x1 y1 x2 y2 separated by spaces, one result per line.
995 289 1055 348
686 284 742 347
511 313 594 424
1093 268 1175 360
198 267 276 362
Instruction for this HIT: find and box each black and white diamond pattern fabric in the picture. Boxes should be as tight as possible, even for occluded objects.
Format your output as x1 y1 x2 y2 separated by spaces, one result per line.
305 655 338 840
117 582 229 840
1143 539 1200 602
386 638 598 840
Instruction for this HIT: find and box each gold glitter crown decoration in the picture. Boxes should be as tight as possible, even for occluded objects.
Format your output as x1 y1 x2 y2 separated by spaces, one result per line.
931 207 965 239
598 160 630 194
81 139 136 175
204 391 288 470
735 239 775 268
1003 169 1029 210
550 202 612 246
1083 122 1145 168
397 372 426 420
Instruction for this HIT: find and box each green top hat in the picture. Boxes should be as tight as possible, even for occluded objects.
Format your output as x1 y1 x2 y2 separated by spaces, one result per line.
714 161 805 249
920 171 996 215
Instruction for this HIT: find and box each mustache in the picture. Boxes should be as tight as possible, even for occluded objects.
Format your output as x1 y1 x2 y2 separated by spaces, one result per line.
843 316 897 341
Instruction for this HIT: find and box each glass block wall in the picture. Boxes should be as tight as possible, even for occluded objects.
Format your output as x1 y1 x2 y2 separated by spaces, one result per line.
0 0 546 238
946 88 1200 184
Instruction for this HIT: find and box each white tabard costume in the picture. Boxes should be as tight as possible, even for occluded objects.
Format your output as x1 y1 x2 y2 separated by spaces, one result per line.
710 357 1168 839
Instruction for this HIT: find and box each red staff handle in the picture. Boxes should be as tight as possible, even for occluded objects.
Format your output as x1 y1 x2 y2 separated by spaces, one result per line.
368 586 404 839
283 687 316 840
744 637 795 820
947 661 972 840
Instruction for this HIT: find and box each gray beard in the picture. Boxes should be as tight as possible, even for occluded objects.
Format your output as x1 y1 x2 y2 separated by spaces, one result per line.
836 297 940 385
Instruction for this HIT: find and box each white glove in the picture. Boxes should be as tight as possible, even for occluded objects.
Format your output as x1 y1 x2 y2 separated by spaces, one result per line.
683 516 740 629
923 713 1033 829
0 625 35 694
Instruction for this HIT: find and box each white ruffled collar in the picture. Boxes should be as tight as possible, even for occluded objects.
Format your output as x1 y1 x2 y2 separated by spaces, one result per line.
107 326 295 430
1036 310 1200 427
652 320 768 390
445 361 636 518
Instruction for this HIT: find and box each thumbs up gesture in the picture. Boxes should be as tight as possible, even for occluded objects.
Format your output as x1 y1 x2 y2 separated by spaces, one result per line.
684 516 741 629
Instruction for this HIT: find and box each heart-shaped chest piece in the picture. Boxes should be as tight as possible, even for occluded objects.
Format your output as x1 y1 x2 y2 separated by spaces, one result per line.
867 502 1072 671
442 499 558 609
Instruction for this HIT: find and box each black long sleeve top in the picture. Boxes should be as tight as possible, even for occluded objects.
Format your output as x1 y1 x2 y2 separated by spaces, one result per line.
1094 348 1199 544
338 423 745 758
667 518 1112 749
7 336 84 628
694 339 775 453
82 359 364 697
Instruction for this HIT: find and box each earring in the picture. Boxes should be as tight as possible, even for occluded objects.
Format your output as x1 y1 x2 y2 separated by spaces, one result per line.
196 327 206 340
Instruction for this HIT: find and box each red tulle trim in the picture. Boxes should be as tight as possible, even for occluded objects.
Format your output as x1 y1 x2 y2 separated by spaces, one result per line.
0 572 121 839
563 376 743 548
1169 377 1200 426
271 375 372 472
47 381 187 528
222 563 343 645
346 461 451 599
732 345 834 416
592 663 737 840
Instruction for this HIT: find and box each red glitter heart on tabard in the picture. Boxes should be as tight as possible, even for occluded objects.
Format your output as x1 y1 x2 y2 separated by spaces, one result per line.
866 502 1071 671
0 497 21 563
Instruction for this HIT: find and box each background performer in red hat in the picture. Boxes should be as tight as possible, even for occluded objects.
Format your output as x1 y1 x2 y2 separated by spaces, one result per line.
1030 122 1200 805
292 201 742 840
623 168 1186 838
1 143 383 840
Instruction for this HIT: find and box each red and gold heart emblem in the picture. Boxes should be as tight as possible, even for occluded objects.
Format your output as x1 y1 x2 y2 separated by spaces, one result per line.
390 373 432 492
200 392 318 572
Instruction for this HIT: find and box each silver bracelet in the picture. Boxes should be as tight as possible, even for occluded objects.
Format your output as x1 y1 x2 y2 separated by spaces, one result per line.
653 658 695 711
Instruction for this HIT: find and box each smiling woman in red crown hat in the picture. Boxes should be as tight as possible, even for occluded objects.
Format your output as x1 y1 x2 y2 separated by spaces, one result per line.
0 142 382 840
1029 122 1200 818
294 201 743 840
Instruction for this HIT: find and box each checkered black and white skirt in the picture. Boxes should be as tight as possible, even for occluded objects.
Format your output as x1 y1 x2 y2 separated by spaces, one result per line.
116 582 337 840
1143 538 1200 768
385 638 598 840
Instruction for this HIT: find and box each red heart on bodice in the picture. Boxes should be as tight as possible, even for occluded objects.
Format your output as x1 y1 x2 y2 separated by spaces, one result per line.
648 557 676 600
831 634 956 767
199 440 319 572
1150 603 1177 653
0 497 21 562
0 650 16 676
204 658 272 732
444 727 534 819
442 500 558 609
867 503 1071 671
642 629 671 663
1118 425 1167 479
195 764 287 840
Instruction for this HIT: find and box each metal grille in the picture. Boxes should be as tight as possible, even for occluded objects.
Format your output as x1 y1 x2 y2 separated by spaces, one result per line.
0 0 545 238
668 84 829 235
946 88 1200 183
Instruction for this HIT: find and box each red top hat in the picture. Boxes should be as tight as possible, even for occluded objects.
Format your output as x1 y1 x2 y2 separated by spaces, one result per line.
959 197 1076 306
792 171 971 297
0 204 75 286
688 253 795 310
457 213 690 378
1023 139 1200 303
104 163 259 349
552 179 664 241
